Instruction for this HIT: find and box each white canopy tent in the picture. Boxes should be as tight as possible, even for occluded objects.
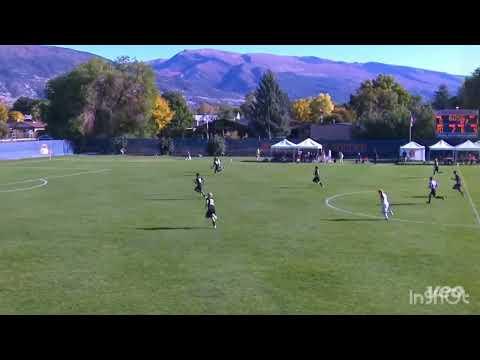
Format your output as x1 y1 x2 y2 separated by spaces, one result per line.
295 138 322 150
295 138 323 162
270 139 297 161
428 140 454 161
271 139 297 150
453 140 480 162
429 139 454 150
454 140 480 151
400 141 425 161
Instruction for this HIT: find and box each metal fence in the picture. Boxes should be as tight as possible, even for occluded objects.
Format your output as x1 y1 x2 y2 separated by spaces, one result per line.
0 140 74 160
75 137 479 159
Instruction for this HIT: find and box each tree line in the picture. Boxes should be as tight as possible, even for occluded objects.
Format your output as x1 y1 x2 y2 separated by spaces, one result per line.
1 57 480 142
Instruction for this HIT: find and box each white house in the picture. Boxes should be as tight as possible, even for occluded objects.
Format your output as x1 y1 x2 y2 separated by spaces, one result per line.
194 114 218 128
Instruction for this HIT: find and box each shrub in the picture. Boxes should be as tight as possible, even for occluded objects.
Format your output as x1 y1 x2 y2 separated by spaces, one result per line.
206 135 226 156
159 137 175 155
112 136 128 153
0 122 9 139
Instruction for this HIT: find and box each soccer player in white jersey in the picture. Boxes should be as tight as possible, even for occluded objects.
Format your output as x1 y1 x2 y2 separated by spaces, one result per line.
427 177 445 204
212 157 223 174
205 193 218 229
378 189 394 220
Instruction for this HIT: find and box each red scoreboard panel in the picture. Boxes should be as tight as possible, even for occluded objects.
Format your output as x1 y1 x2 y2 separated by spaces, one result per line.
435 109 479 138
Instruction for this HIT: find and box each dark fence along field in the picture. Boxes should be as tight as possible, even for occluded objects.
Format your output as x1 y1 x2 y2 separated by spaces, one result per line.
76 137 479 159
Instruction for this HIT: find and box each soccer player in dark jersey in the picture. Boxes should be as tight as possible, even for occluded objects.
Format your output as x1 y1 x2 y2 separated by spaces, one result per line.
194 173 206 198
205 192 218 229
427 177 445 204
433 158 440 175
452 170 464 196
312 166 324 187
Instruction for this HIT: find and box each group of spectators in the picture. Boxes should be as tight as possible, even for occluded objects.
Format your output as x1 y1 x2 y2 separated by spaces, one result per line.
269 149 348 164
456 153 479 165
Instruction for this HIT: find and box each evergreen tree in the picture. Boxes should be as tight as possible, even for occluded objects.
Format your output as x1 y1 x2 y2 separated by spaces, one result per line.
460 67 480 109
432 84 451 110
249 71 291 139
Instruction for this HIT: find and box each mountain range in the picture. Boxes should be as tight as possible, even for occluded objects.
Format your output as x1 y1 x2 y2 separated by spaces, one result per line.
0 45 465 107
0 45 99 104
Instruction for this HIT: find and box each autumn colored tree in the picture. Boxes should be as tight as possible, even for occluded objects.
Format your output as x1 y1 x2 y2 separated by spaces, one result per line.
152 95 175 132
0 102 9 123
310 93 335 122
162 91 194 136
8 111 25 122
292 98 313 122
323 106 357 124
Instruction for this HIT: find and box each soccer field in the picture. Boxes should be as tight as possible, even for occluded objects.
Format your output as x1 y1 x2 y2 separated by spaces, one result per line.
1 155 479 314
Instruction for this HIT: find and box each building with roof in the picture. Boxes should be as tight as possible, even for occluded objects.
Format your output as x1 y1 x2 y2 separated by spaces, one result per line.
6 113 46 140
291 122 353 141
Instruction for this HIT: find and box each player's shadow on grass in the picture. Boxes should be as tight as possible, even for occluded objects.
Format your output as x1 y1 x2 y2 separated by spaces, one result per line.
240 160 287 164
145 197 198 201
320 218 382 222
137 226 208 230
390 202 423 206
276 186 309 189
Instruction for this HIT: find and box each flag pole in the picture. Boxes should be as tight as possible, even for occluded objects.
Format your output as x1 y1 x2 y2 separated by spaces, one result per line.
409 112 413 142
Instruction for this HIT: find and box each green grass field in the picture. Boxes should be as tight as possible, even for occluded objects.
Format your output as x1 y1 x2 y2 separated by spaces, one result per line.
1 155 479 314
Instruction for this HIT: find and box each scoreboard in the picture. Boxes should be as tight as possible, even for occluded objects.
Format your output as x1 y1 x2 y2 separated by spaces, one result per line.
435 109 479 138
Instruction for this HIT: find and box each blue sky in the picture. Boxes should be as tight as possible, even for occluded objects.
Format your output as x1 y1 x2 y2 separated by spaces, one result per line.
55 45 480 76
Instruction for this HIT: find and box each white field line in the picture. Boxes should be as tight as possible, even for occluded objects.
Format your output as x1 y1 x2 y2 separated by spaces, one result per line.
0 178 48 186
457 169 480 226
45 168 111 180
325 190 480 229
0 168 111 193
0 178 48 193
1 165 91 170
